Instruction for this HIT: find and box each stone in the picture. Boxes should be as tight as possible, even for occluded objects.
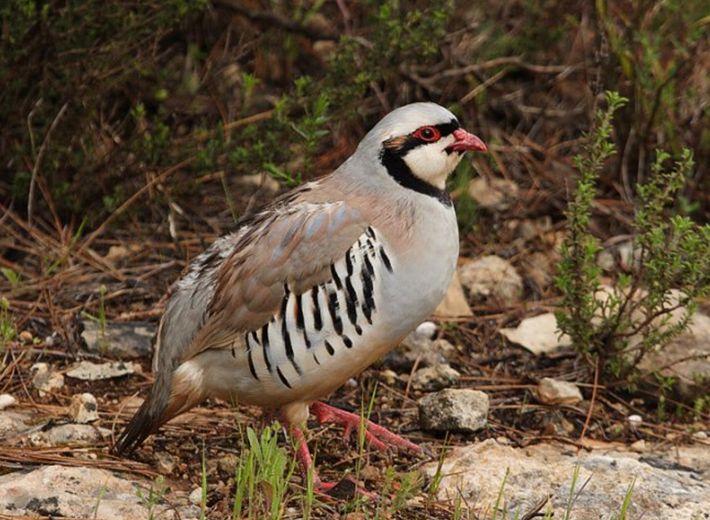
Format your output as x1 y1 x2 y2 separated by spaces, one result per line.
0 394 16 410
433 271 473 318
468 177 519 211
0 411 32 437
68 393 99 423
459 255 523 306
499 313 572 355
236 173 281 193
81 320 155 359
638 312 710 401
415 321 438 339
66 360 141 381
423 440 710 520
0 465 193 519
411 364 460 392
419 389 489 433
156 451 177 474
29 424 111 447
630 439 647 452
385 331 456 371
379 369 399 386
627 414 643 428
536 378 583 405
597 239 640 272
188 487 203 505
31 363 65 396
217 453 239 475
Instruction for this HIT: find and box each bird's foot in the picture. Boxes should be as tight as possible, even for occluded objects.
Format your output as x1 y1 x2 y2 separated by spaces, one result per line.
290 425 376 499
313 477 377 500
310 401 422 454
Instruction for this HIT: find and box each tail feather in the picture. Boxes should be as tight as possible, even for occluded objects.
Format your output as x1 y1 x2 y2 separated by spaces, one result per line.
113 364 205 455
113 385 169 455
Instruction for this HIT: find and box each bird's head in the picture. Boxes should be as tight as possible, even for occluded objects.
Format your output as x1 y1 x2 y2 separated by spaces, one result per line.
357 103 487 199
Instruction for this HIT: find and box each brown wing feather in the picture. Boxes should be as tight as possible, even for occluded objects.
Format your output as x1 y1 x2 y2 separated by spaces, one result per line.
191 201 367 357
113 194 367 454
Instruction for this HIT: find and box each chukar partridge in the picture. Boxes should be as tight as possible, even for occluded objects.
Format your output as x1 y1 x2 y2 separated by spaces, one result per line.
114 102 487 489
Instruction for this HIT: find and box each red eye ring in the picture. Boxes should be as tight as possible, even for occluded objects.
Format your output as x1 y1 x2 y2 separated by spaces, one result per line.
413 126 441 142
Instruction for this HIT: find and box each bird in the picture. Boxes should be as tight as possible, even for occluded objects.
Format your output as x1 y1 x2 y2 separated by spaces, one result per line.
113 102 487 491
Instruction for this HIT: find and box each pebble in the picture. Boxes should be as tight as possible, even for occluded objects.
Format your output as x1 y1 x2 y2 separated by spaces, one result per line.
419 389 489 433
68 393 99 423
536 378 583 406
155 452 177 474
379 369 399 386
459 255 523 306
188 487 203 506
627 414 643 428
65 360 140 381
411 363 460 391
0 394 16 410
31 363 65 395
415 321 438 339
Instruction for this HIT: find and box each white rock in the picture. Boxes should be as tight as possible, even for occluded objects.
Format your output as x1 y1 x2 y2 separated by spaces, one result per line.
415 321 438 339
29 424 111 447
188 487 203 506
499 313 572 355
0 465 179 518
419 389 489 433
0 394 16 410
0 411 32 436
433 271 473 318
387 333 456 371
536 378 583 406
638 312 710 401
68 393 99 423
379 369 399 386
423 440 710 519
459 255 523 306
81 321 154 359
155 451 177 474
468 177 519 211
31 363 65 395
65 360 140 381
630 439 646 452
237 173 281 193
627 414 643 427
411 364 460 392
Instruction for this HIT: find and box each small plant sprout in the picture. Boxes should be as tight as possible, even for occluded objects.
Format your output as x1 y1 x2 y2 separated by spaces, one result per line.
1 268 21 289
232 423 297 520
0 297 16 349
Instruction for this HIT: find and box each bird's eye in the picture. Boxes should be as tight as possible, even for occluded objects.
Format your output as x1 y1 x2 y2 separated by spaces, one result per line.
413 126 441 142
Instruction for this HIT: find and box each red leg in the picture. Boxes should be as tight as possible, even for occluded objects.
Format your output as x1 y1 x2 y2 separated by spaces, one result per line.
289 424 336 492
310 401 422 454
289 424 376 498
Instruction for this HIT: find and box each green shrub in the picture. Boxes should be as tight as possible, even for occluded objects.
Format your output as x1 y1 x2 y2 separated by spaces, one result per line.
555 91 710 384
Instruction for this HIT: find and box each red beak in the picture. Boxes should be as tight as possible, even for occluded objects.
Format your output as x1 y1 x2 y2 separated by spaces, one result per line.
448 128 487 153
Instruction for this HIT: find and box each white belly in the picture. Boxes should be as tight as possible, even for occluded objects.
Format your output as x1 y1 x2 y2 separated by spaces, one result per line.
197 200 459 408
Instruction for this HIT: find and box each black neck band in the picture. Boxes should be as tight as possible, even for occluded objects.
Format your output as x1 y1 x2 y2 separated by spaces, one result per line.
379 149 452 206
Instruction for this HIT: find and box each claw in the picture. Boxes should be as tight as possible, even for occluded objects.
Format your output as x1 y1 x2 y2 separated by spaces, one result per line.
310 401 422 453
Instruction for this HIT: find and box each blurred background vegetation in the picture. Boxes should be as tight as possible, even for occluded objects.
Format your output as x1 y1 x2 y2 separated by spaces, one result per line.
2 0 708 226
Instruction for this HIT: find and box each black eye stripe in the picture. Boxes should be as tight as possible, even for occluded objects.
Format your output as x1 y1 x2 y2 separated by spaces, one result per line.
435 119 460 137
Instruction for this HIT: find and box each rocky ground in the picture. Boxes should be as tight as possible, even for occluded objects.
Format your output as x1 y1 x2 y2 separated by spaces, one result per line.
1 252 708 519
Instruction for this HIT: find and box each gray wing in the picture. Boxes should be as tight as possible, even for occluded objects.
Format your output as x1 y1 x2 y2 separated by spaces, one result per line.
153 199 368 374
